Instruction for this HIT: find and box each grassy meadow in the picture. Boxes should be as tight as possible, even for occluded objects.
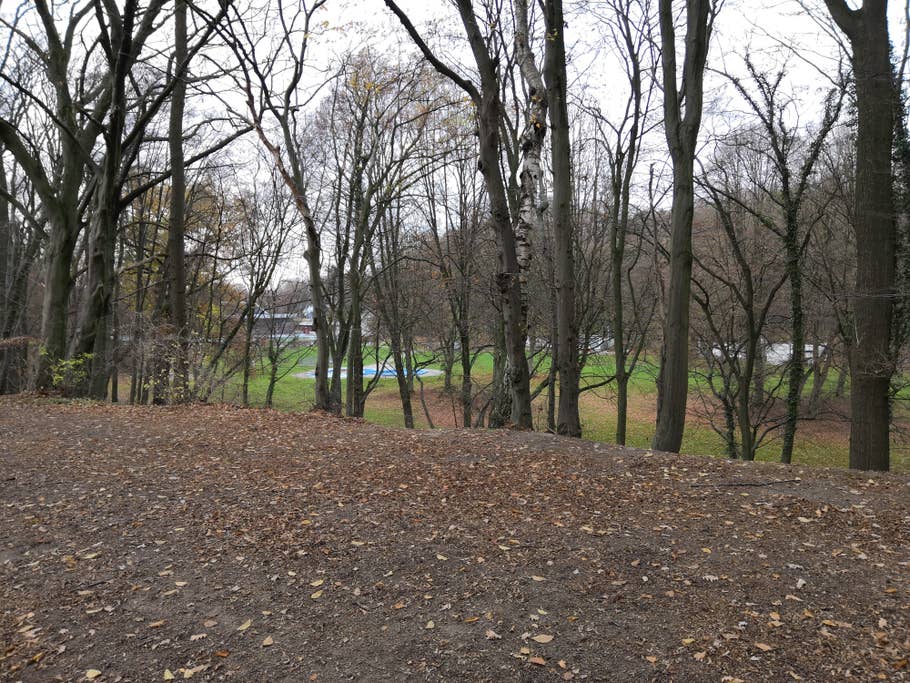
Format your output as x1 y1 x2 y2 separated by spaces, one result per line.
221 344 910 472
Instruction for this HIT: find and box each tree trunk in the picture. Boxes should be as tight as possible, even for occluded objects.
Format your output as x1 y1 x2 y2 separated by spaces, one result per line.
653 155 696 451
544 0 581 437
652 0 713 453
241 301 254 407
346 290 365 418
848 14 894 471
780 225 804 464
391 338 414 429
489 319 512 428
824 0 895 471
459 322 472 428
39 221 78 388
265 341 279 409
167 0 190 402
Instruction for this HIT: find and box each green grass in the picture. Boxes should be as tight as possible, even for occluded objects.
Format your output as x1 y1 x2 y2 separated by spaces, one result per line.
220 345 909 472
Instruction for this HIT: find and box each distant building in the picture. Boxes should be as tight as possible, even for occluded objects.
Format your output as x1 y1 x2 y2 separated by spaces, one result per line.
250 308 315 342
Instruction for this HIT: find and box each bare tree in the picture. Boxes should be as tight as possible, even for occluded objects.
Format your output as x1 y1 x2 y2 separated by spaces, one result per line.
167 0 190 401
822 0 895 470
713 56 844 462
589 0 659 444
221 0 336 413
385 0 534 428
652 0 717 453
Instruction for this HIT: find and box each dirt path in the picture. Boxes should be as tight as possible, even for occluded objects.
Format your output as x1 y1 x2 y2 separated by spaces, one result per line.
1 398 908 682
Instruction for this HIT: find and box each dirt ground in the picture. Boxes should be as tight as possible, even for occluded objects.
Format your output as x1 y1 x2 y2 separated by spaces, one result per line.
1 398 908 682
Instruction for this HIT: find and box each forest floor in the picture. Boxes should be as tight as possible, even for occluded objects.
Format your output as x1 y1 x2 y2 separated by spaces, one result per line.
1 398 908 682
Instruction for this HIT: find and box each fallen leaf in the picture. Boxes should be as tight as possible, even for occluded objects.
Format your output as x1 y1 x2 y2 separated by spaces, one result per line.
531 575 545 582
755 642 773 652
693 651 707 661
310 590 323 599
532 634 554 643
529 656 547 666
149 620 165 628
425 620 435 629
436 554 448 561
237 619 252 631
485 629 502 640
310 579 324 587
262 636 274 647
203 619 218 628
214 650 230 658
86 671 102 680
189 633 207 641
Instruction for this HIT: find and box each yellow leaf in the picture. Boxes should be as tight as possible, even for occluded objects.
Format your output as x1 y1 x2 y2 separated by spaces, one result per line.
464 616 479 623
164 670 175 681
310 591 323 599
393 602 405 610
86 671 102 680
237 619 252 631
310 579 324 587
532 634 554 643
681 638 695 645
531 575 545 582
175 581 187 587
645 656 657 663
436 554 448 561
425 620 435 629
262 636 274 647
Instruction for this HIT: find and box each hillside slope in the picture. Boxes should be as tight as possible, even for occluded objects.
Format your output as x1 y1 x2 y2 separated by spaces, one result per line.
1 399 908 681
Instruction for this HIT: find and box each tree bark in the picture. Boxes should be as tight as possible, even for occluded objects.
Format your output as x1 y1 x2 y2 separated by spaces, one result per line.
824 0 895 471
544 0 581 437
652 0 713 453
167 0 190 401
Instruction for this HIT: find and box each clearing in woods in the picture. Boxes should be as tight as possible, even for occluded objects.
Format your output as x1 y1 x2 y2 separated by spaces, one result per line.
0 398 908 681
